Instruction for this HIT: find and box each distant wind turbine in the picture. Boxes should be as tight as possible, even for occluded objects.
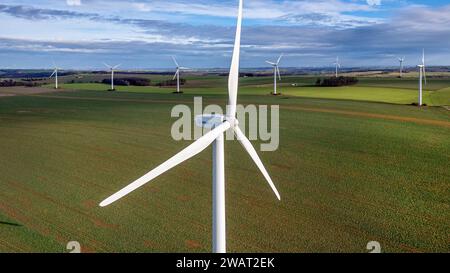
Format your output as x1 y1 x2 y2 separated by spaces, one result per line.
417 49 427 106
398 57 405 78
172 57 189 93
334 57 341 78
49 63 60 89
265 54 283 95
103 63 121 91
99 0 280 254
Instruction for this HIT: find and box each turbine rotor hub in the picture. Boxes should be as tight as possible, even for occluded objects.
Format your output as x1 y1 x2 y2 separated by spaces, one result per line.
225 116 239 128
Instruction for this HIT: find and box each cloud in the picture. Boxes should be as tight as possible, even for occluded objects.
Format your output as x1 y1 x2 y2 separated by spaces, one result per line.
0 38 109 54
367 0 381 6
66 0 82 6
280 12 383 28
0 4 93 20
132 3 151 12
128 0 379 25
0 2 382 29
1 2 450 67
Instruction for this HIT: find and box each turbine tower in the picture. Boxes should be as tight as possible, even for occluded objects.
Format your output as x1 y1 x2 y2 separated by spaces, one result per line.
398 57 405 78
103 63 121 91
334 57 341 78
265 54 283 95
99 0 280 254
172 57 189 93
49 63 59 89
417 49 427 106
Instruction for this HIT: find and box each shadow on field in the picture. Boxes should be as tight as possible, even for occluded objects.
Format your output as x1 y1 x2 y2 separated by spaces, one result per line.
0 221 21 227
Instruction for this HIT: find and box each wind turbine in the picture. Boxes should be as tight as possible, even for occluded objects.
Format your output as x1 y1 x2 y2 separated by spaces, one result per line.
103 63 121 91
49 63 59 89
334 57 341 78
398 57 405 78
99 0 280 254
172 57 189 93
417 49 427 106
265 54 283 95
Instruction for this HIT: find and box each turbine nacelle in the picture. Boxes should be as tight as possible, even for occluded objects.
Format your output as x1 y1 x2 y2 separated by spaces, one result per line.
103 63 121 71
195 114 225 129
195 114 239 129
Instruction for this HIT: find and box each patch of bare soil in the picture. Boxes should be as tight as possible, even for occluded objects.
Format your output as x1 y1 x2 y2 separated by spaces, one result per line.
0 87 60 97
185 239 202 249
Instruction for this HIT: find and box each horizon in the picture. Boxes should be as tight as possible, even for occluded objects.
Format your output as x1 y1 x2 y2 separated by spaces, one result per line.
2 65 450 71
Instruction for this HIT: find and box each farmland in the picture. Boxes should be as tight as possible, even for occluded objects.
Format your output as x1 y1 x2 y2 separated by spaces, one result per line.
0 74 449 253
39 73 450 106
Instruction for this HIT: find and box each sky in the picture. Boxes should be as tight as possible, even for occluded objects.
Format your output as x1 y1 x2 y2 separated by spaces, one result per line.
1 0 450 69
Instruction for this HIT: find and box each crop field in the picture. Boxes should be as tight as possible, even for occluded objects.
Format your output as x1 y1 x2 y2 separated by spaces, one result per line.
42 74 450 106
0 75 449 253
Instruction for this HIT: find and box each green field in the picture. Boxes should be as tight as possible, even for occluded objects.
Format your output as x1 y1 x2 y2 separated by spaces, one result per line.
0 75 449 253
45 74 450 106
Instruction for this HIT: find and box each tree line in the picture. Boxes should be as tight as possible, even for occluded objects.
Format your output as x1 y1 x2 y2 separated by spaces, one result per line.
315 76 359 87
102 77 152 86
0 79 41 87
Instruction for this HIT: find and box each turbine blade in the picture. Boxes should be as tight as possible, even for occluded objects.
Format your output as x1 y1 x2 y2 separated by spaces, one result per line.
113 64 121 69
233 126 280 200
226 0 243 119
172 56 179 67
103 62 111 68
276 54 283 65
172 69 179 80
49 69 56 78
99 121 231 207
266 61 276 65
423 66 427 85
422 49 425 64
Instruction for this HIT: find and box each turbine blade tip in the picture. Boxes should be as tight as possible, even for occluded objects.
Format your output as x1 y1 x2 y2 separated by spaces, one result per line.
99 200 110 207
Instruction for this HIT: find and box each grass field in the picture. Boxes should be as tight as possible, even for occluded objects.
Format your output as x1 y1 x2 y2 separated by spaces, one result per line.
44 74 450 106
0 76 449 253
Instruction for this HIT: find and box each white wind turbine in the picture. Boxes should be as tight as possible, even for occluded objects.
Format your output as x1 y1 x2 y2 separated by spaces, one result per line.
99 0 280 254
417 49 427 106
172 57 189 93
103 63 121 90
334 57 341 78
398 57 405 78
265 54 283 95
49 63 60 89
